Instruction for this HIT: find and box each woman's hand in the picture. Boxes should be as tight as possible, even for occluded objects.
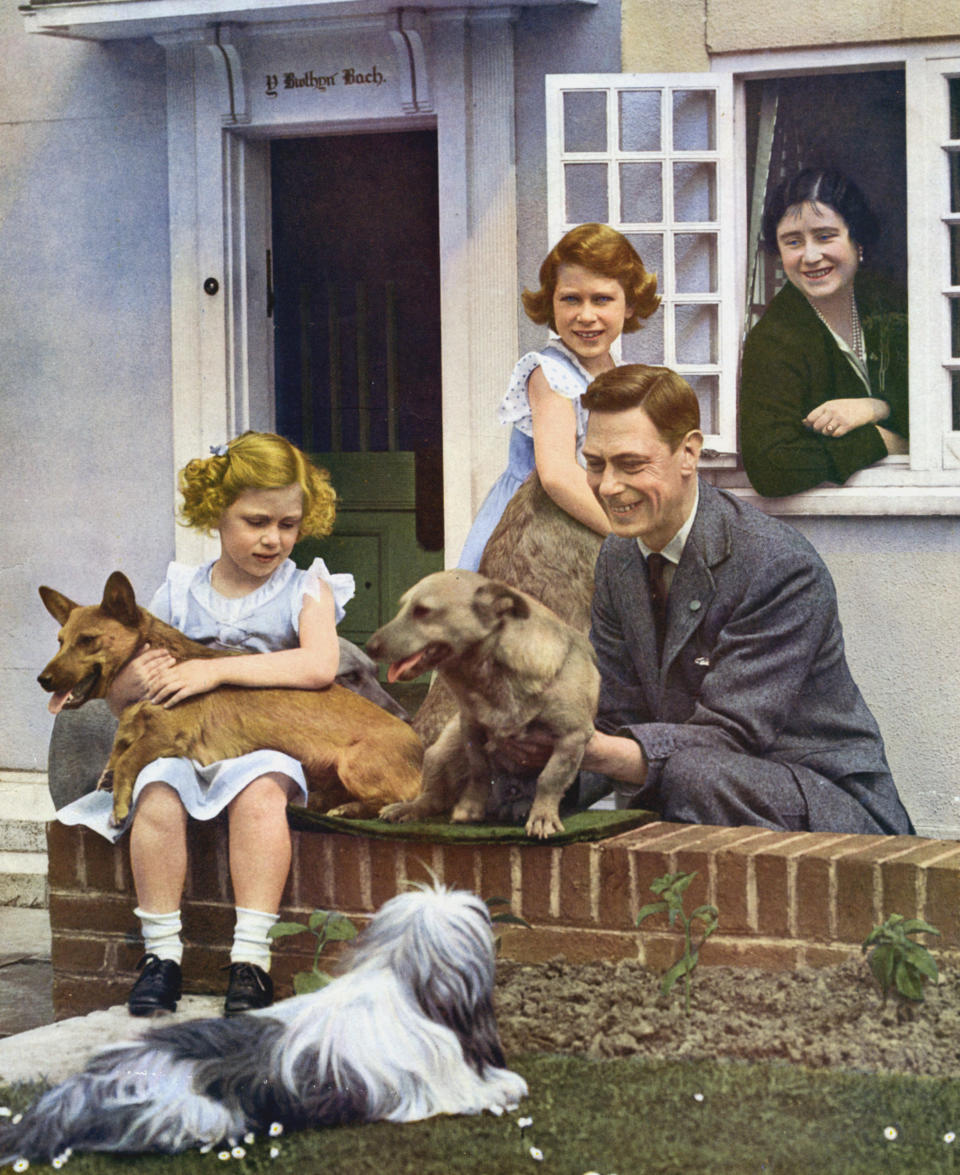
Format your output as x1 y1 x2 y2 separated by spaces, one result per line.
803 397 889 438
148 658 224 707
106 646 176 716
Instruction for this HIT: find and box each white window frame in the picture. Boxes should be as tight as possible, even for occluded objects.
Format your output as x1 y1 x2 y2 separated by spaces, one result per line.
547 41 960 516
546 73 738 459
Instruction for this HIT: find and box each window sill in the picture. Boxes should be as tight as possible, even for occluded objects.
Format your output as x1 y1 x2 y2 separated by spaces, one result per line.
703 462 960 516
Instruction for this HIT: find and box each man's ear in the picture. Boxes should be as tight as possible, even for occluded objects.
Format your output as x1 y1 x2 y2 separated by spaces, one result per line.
680 429 704 475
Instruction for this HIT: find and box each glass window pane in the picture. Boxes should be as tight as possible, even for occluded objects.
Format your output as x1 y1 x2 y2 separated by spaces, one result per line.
564 90 607 153
621 313 664 365
952 297 960 359
951 152 960 215
953 371 960 431
950 77 960 141
620 162 663 222
619 90 661 151
565 163 608 223
625 233 663 285
673 90 715 151
951 225 960 287
673 162 716 222
675 233 718 293
675 303 718 364
687 374 718 434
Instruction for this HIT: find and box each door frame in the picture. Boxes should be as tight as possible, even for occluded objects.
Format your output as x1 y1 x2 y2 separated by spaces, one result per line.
159 11 520 567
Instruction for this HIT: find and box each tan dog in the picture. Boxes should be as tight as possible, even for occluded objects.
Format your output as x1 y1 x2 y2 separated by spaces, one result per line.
412 472 603 748
367 570 599 838
38 571 422 825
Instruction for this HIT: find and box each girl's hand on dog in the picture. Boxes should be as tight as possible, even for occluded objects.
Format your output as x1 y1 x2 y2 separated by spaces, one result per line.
148 658 223 707
106 646 176 716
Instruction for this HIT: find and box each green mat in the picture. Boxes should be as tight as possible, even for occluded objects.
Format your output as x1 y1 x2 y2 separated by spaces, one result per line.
287 806 658 845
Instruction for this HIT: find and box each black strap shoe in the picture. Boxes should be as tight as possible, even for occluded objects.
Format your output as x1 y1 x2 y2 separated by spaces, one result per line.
224 962 274 1016
128 954 182 1016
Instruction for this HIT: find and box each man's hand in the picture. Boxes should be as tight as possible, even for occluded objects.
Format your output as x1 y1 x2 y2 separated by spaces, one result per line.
494 728 648 786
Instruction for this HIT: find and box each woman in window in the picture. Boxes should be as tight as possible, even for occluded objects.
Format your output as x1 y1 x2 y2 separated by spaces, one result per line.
739 168 908 498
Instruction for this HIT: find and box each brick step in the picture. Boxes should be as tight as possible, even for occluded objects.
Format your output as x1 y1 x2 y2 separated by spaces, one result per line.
0 773 54 908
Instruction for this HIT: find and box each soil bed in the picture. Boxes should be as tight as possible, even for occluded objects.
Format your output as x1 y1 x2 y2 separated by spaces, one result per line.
494 956 960 1076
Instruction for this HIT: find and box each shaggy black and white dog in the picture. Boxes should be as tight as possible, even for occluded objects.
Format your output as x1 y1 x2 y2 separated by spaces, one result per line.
0 886 527 1164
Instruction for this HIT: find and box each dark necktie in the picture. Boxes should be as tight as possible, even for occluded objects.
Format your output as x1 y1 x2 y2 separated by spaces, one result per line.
647 553 669 661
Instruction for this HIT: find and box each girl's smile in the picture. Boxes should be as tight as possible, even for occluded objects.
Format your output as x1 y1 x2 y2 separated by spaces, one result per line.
213 484 304 596
552 264 633 375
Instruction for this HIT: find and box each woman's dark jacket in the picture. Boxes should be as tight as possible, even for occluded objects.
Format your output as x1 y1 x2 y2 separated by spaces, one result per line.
739 275 908 498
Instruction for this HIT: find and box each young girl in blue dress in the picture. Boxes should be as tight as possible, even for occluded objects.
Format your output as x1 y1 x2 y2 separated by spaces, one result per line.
457 223 660 571
58 432 354 1017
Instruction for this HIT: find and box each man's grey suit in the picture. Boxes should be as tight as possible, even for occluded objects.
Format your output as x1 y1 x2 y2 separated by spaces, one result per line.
590 479 913 834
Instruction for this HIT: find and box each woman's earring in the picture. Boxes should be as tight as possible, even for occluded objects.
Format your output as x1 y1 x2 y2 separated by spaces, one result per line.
858 247 864 262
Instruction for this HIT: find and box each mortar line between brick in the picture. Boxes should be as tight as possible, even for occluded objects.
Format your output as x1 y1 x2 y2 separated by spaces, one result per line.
917 865 929 925
589 846 600 924
627 850 639 923
871 860 883 927
289 834 302 907
827 858 838 942
430 844 444 885
746 855 758 932
472 849 483 898
509 847 523 911
706 850 717 911
395 845 408 894
359 839 372 909
786 858 798 939
549 848 561 920
78 834 87 890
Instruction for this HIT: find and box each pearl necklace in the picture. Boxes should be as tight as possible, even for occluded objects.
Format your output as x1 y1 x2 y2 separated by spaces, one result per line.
812 293 865 364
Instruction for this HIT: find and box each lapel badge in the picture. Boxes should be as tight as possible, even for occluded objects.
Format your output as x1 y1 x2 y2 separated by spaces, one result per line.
689 600 702 612
694 656 710 667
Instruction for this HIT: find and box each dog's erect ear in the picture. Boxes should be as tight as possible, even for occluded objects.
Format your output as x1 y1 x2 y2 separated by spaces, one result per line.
38 585 78 625
100 571 140 629
472 580 531 627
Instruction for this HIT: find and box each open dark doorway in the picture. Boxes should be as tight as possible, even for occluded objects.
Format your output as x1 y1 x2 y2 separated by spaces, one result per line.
271 130 444 659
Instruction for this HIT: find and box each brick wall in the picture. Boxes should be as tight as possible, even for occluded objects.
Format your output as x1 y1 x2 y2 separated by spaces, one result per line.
46 819 960 1020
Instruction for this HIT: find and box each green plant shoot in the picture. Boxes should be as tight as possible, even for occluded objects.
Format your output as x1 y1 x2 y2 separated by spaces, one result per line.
268 909 358 994
485 895 532 953
861 913 940 1003
636 871 719 1014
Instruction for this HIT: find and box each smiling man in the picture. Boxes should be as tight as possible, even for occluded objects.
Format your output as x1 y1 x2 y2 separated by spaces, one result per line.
576 364 914 834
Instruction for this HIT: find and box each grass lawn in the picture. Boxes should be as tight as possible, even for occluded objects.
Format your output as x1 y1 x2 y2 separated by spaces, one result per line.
3 1055 960 1174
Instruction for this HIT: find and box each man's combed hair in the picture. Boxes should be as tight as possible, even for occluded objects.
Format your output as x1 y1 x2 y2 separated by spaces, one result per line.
521 223 660 334
582 364 701 452
761 168 880 256
178 431 337 538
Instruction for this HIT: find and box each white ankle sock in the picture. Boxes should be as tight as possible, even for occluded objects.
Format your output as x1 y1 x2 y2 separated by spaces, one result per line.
231 907 279 971
134 907 183 965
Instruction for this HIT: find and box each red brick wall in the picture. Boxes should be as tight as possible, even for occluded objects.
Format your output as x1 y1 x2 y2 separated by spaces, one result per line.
46 819 960 1020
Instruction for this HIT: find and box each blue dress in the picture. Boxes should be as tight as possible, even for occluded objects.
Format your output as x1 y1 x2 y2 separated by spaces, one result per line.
56 557 354 843
457 340 594 571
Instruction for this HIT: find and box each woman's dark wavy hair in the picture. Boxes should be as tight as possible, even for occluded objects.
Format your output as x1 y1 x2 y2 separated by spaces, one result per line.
761 168 880 256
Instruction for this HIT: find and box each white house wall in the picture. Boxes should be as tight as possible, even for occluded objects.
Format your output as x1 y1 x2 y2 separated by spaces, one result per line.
0 12 174 770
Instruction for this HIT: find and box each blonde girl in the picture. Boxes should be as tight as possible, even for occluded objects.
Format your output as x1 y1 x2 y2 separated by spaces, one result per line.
457 223 660 570
58 432 354 1017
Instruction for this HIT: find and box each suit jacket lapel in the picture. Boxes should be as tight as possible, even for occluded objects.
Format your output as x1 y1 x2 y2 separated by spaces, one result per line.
610 540 662 715
661 481 729 679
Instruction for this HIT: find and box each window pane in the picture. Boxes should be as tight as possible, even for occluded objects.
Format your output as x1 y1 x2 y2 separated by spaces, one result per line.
950 77 960 141
951 225 960 287
675 303 718 364
675 233 718 293
620 162 663 222
953 372 960 431
625 233 663 284
673 90 715 151
621 313 664 365
952 297 960 359
951 152 960 215
564 90 607 153
673 162 716 222
565 163 608 223
619 90 661 151
687 374 718 434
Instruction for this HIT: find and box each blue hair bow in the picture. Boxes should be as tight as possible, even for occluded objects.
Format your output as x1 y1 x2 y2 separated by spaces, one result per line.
209 443 229 457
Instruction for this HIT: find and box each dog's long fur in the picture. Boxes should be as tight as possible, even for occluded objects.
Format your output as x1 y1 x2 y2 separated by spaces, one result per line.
0 886 527 1164
37 571 422 824
413 472 603 748
368 570 600 838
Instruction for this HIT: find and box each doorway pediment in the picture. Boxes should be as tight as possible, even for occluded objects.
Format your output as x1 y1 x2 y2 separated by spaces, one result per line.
21 0 593 42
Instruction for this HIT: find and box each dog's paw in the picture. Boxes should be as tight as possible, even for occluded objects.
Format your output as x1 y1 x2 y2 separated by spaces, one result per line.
450 797 486 824
109 802 130 828
525 802 564 839
379 801 424 824
96 768 115 793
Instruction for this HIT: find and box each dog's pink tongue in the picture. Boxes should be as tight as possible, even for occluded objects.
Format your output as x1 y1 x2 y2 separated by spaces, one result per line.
387 653 424 684
47 690 71 716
